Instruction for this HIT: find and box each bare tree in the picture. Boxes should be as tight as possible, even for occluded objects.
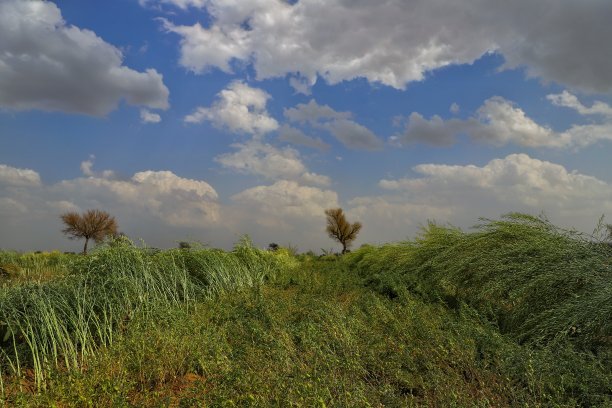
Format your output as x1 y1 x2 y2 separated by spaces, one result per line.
325 208 362 254
61 209 118 254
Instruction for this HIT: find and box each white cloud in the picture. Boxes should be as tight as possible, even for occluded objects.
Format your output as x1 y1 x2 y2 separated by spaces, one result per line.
277 125 330 151
140 109 162 123
215 141 330 186
0 164 41 187
546 91 612 117
0 0 169 116
161 19 251 74
226 179 341 251
56 171 220 227
155 0 612 93
397 96 612 149
79 155 116 179
0 163 225 250
380 153 612 212
345 153 612 244
80 156 95 177
185 81 278 135
232 180 338 228
284 100 382 150
450 103 460 114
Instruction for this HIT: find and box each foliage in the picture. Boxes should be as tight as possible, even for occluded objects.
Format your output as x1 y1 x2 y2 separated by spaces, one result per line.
0 251 73 286
61 209 118 254
4 259 610 407
0 239 296 389
325 208 362 254
346 214 612 353
178 241 191 250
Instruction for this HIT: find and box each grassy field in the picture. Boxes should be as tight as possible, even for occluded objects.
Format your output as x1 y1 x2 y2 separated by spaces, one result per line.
0 215 611 407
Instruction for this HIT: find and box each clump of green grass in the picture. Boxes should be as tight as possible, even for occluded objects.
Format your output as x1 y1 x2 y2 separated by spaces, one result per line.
348 213 612 352
0 251 72 285
0 237 295 389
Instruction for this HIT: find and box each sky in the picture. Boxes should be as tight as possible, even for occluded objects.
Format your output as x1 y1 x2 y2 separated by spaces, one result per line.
1 0 612 252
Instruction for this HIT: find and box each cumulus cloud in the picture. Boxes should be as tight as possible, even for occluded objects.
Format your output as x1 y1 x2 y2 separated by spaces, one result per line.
284 100 382 150
56 170 220 227
155 0 612 93
0 161 226 250
380 153 612 213
232 180 338 228
0 164 41 187
0 0 169 116
140 109 162 123
277 125 330 151
345 154 612 244
185 81 278 135
546 91 612 117
215 141 330 186
397 96 612 149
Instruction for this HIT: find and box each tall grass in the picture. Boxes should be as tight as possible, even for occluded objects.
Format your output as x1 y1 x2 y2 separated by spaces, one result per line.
347 213 612 352
0 238 295 389
0 251 71 285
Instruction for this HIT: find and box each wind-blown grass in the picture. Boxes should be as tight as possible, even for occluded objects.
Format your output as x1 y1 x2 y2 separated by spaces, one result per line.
6 259 610 407
0 238 295 389
0 251 71 285
347 213 612 351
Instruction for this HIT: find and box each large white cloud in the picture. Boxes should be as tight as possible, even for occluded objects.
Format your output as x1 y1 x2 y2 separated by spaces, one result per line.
396 96 612 149
156 0 612 93
345 153 612 244
56 170 220 227
284 100 383 150
185 80 278 135
0 0 169 116
215 141 330 186
233 180 338 220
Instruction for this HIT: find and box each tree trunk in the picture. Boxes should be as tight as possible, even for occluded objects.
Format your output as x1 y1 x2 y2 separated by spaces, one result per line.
83 237 89 255
342 242 347 254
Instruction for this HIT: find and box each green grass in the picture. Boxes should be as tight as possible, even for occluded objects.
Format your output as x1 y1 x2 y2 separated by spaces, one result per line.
5 260 610 407
0 238 295 390
0 251 72 286
0 214 611 406
347 214 612 351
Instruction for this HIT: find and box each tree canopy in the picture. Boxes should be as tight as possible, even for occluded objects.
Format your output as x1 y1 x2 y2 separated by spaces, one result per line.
325 208 362 254
61 209 118 254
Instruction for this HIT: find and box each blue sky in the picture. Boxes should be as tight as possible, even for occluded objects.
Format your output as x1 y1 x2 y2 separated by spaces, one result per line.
1 0 612 252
